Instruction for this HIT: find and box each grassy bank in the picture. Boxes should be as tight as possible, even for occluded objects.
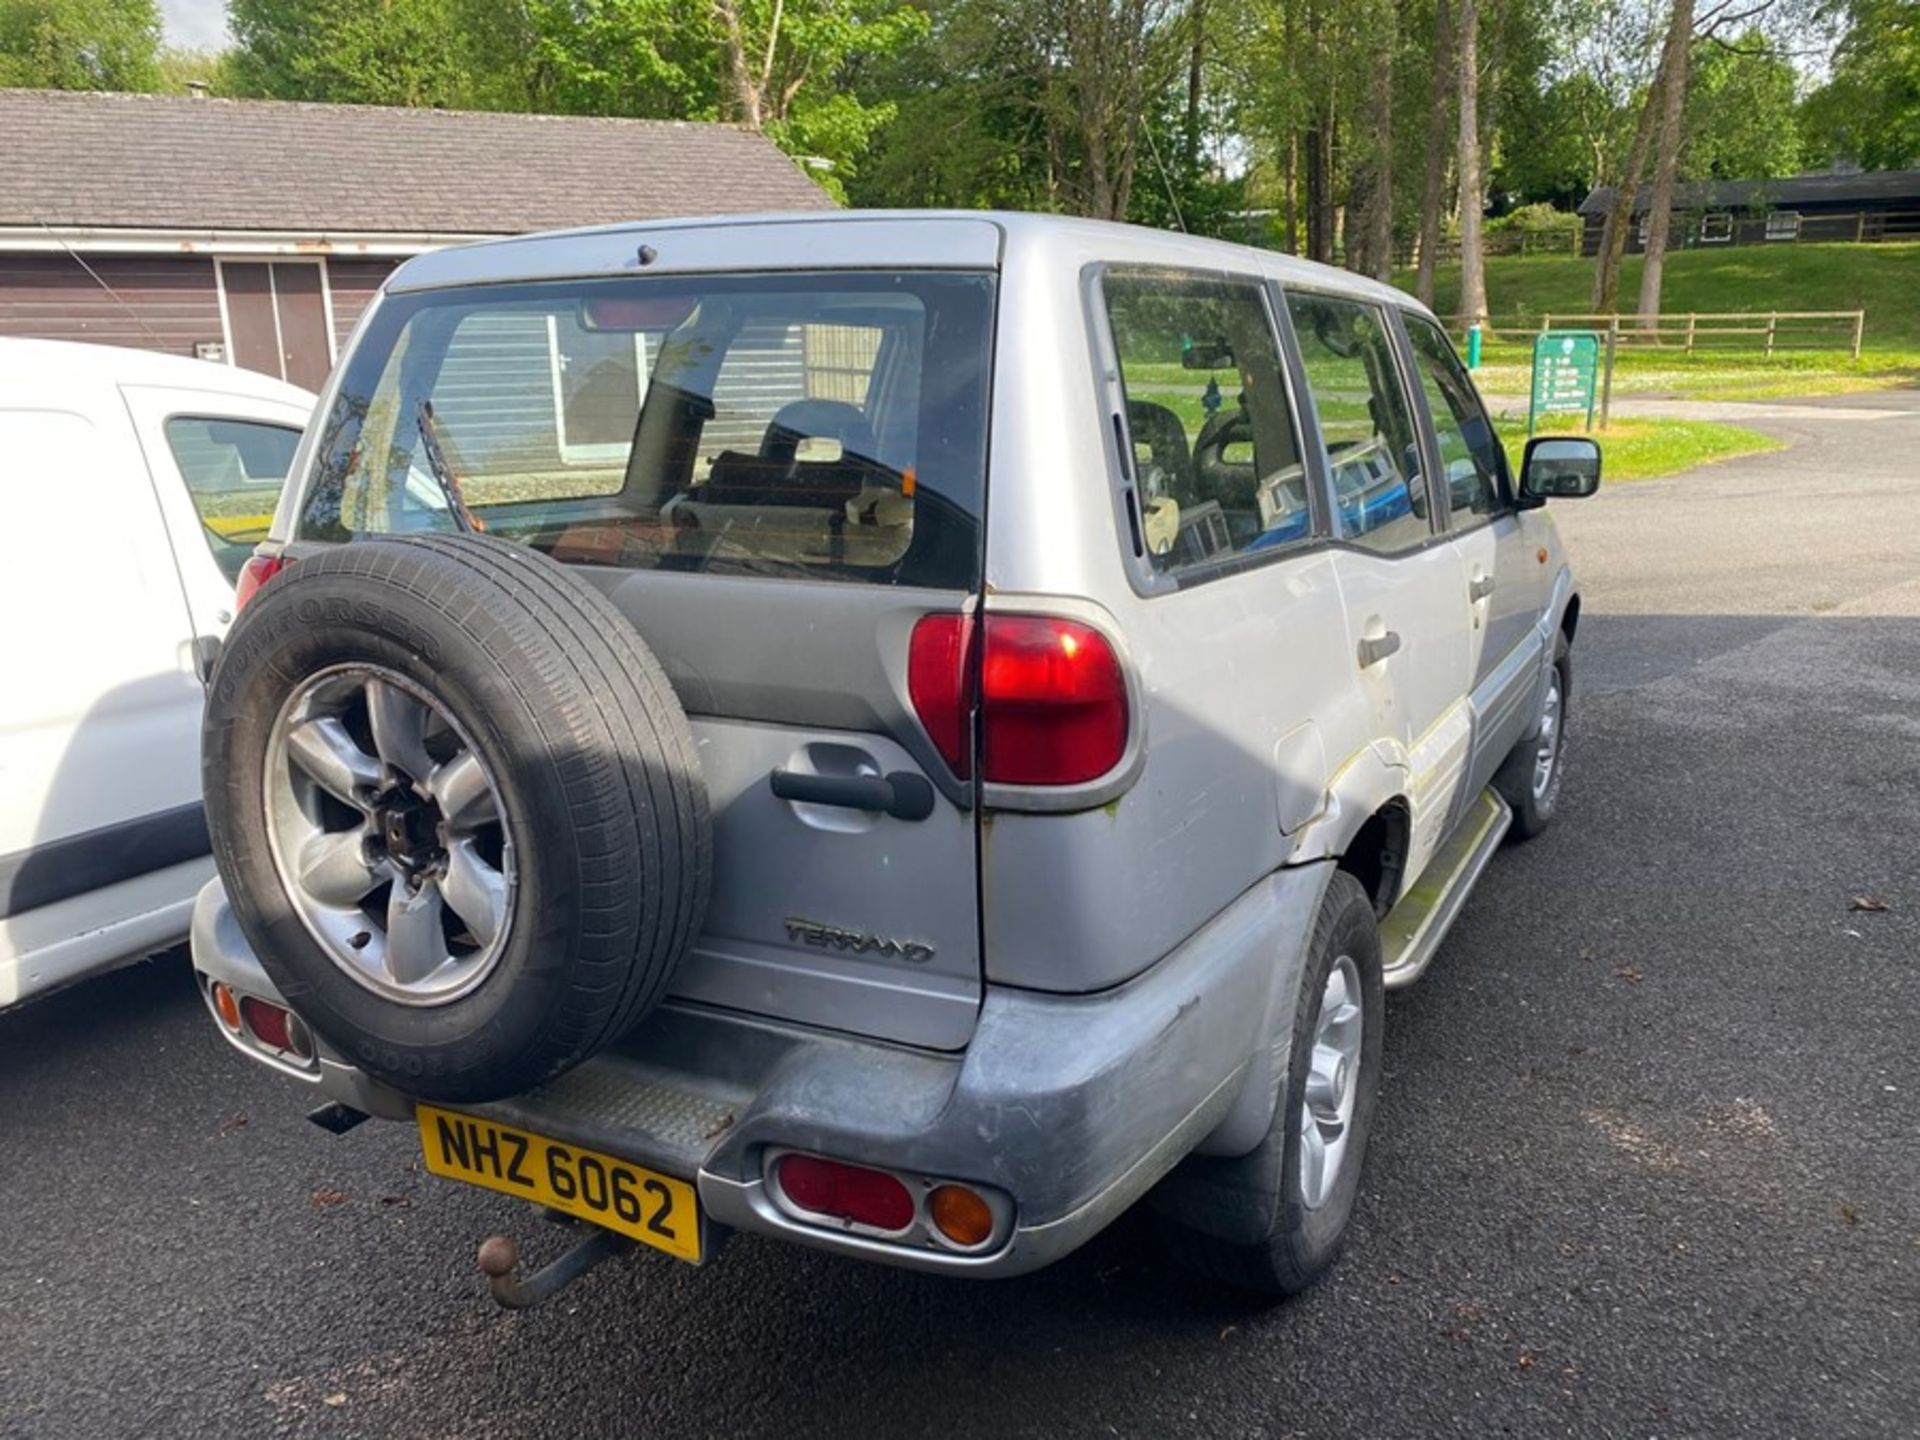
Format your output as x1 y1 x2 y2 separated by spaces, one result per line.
1401 243 1920 400
1498 415 1784 482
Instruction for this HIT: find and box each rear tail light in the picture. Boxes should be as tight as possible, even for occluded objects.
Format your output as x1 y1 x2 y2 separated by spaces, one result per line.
234 553 286 612
907 612 1129 788
773 1153 916 1232
239 996 313 1062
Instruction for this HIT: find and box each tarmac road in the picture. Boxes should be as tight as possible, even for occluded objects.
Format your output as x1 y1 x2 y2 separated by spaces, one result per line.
3 393 1916 1438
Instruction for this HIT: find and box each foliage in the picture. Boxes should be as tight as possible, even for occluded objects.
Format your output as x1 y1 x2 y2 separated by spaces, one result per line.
1683 32 1801 179
1801 0 1920 168
225 0 467 107
0 0 159 89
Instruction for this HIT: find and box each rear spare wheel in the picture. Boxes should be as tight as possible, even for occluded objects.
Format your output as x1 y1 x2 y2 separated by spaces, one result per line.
203 535 710 1102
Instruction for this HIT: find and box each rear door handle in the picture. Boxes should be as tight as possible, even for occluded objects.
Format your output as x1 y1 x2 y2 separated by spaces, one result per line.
769 768 936 822
1468 574 1496 602
1357 631 1402 669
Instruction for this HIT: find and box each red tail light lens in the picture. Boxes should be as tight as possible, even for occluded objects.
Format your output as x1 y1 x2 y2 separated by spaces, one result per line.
234 553 286 612
980 615 1128 786
908 612 1130 787
908 613 974 779
774 1153 916 1232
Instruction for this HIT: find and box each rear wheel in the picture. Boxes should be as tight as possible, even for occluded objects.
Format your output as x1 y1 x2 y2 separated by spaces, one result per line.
1495 632 1570 840
1151 870 1384 1296
204 535 711 1102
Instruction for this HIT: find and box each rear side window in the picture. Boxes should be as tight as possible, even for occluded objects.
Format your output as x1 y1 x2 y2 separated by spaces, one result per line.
297 272 994 591
1103 270 1311 576
1286 292 1432 554
162 416 301 582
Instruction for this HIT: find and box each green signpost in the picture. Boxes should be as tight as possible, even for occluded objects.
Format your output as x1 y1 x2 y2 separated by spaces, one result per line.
1528 330 1601 436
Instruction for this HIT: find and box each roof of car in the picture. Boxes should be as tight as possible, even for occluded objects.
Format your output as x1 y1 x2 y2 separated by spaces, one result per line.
0 337 316 405
384 210 1425 316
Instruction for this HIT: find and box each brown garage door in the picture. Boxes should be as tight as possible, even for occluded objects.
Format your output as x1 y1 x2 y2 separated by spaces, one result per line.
221 261 332 391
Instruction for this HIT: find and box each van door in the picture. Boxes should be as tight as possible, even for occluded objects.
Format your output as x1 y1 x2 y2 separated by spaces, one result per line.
0 386 209 1001
1283 290 1473 883
1399 315 1547 791
119 383 310 650
283 266 996 1050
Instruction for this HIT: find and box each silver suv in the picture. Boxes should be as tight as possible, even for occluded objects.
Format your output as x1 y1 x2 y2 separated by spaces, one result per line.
193 213 1596 1299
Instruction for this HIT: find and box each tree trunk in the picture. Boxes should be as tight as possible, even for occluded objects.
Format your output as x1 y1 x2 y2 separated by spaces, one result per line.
1415 0 1454 306
1454 0 1487 327
1592 47 1668 311
1185 0 1206 169
1635 0 1694 329
1283 132 1298 254
1356 0 1397 281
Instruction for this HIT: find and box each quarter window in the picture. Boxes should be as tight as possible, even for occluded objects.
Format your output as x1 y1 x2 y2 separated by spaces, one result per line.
1405 316 1506 523
1286 292 1432 553
1103 271 1311 576
161 416 302 582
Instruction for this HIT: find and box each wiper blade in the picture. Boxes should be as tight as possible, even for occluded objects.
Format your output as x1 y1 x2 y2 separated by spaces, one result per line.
416 400 483 532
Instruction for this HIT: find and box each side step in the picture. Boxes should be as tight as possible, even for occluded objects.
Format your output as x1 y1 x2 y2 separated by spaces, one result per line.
1379 788 1512 990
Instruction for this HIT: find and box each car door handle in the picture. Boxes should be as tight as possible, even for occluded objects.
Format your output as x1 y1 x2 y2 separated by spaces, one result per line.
1468 574 1496 602
769 768 936 822
1356 631 1402 669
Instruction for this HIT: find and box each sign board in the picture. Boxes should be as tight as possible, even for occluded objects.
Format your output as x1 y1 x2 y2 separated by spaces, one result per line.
1528 330 1600 435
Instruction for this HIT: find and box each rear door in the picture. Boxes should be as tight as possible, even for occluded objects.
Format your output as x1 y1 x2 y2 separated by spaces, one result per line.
1399 315 1548 792
1283 290 1473 883
287 266 996 1049
119 383 310 650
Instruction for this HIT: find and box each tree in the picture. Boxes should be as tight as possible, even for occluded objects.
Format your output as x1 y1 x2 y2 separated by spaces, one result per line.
1591 43 1669 311
1634 0 1694 328
226 0 467 108
1346 0 1399 280
1684 30 1801 179
0 0 160 89
1802 0 1920 169
1414 0 1454 305
1455 0 1487 327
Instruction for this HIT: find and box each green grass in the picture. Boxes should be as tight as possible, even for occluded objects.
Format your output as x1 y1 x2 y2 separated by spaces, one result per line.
1498 415 1785 482
1402 243 1920 400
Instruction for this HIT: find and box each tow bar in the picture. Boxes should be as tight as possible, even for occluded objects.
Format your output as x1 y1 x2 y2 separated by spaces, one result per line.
476 1226 633 1310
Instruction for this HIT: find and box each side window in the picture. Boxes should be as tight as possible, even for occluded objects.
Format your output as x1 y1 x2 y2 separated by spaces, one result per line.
1286 292 1432 553
1405 316 1506 523
1103 270 1311 576
161 416 302 582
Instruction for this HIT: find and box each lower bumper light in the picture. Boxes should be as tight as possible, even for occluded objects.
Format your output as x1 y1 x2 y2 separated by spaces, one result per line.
773 1153 915 1232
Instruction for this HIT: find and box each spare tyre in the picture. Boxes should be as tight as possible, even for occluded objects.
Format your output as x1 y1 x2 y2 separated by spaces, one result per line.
203 534 711 1103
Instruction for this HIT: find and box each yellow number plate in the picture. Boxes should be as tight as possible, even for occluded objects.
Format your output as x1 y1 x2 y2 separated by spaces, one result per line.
416 1105 701 1263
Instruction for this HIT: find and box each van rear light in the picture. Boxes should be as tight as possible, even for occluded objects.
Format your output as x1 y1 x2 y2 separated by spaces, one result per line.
908 612 1130 787
234 553 286 612
979 616 1128 786
239 995 312 1061
908 613 974 778
774 1153 916 1232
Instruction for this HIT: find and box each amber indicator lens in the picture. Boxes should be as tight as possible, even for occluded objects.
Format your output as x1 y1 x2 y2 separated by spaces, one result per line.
928 1184 995 1247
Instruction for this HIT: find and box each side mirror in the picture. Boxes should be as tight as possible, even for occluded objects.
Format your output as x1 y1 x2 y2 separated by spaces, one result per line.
1519 435 1601 503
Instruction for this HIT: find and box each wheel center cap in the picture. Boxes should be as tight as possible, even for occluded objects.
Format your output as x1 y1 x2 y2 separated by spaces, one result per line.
376 791 442 873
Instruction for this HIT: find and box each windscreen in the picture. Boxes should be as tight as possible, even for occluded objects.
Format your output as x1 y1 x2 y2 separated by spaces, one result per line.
296 271 994 589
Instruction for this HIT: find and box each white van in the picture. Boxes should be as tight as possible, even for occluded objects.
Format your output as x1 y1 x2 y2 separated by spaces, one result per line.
0 340 312 1008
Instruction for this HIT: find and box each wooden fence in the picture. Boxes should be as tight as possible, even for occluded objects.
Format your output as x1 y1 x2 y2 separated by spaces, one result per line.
1446 310 1866 358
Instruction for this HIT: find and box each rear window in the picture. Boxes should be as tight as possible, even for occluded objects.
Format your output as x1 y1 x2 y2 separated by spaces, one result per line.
162 416 302 582
297 271 995 590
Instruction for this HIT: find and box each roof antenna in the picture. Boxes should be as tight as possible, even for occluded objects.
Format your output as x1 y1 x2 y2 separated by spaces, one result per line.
1144 124 1188 235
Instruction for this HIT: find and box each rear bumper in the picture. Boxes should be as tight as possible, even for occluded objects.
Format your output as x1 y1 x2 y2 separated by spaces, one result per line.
191 862 1330 1277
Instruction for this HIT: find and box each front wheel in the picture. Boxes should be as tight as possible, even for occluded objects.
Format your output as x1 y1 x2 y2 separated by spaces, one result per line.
1495 632 1570 840
1150 870 1385 1297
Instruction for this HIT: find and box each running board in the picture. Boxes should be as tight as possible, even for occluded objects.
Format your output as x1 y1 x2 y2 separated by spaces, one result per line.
1379 788 1512 990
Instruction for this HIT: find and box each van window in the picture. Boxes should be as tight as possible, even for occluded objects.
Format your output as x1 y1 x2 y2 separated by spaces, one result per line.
1403 316 1506 523
1103 270 1311 575
1285 293 1432 553
297 272 993 591
162 416 302 582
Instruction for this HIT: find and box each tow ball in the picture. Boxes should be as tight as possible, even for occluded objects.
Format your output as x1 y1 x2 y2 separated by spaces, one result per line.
476 1225 633 1310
